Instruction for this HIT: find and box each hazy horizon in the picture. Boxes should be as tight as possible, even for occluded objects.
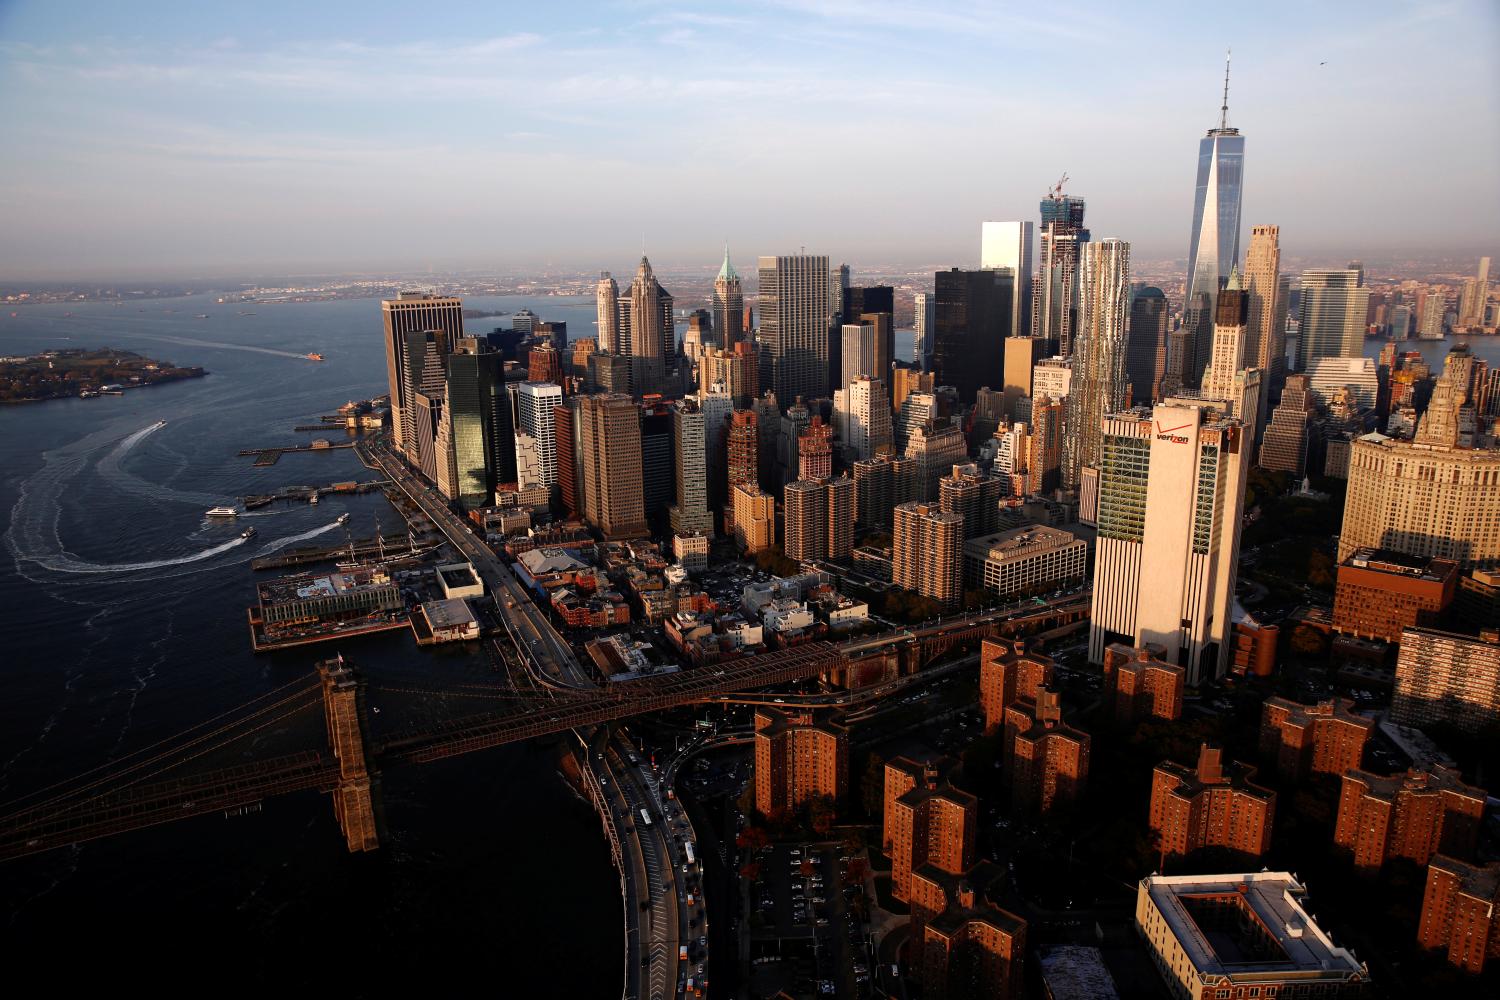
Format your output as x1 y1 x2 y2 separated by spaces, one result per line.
2 1 1497 280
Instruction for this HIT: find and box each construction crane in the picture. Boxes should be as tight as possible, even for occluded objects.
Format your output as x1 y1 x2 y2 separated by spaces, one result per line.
1048 172 1069 202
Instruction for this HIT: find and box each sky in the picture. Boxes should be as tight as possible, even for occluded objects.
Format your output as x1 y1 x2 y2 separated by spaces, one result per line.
1 0 1497 279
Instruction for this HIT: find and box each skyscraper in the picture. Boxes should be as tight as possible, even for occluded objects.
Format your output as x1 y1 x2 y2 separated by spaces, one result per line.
759 254 832 405
1126 287 1168 406
1064 239 1131 488
1033 189 1089 356
511 381 564 492
381 292 463 461
627 256 673 395
1419 291 1448 340
670 400 713 537
1457 256 1491 331
445 337 507 510
1090 401 1250 684
1297 269 1370 371
713 247 744 350
1183 57 1246 387
726 408 759 490
913 291 934 369
580 393 647 539
981 220 1034 339
1242 225 1285 432
1002 336 1045 421
595 272 621 354
1201 273 1263 422
932 268 1012 405
1258 374 1315 476
834 376 893 462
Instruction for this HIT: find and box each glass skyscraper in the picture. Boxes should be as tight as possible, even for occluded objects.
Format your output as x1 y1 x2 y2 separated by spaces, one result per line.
1183 77 1245 389
445 337 509 510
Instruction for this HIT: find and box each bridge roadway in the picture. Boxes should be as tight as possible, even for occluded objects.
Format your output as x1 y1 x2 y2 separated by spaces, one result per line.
367 440 682 1000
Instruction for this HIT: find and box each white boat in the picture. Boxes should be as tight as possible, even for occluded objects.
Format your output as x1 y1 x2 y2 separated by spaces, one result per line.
240 526 257 539
309 493 320 505
336 513 350 525
153 419 167 429
206 506 239 518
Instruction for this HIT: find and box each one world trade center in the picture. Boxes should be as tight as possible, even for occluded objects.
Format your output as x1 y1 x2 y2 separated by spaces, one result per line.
1183 54 1244 389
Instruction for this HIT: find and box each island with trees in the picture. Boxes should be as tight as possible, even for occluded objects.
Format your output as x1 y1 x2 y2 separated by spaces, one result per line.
0 348 207 403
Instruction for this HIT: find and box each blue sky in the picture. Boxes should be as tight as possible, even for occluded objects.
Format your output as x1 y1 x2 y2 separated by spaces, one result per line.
1 0 1496 278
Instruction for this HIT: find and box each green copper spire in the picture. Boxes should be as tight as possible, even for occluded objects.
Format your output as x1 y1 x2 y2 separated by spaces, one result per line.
717 244 737 282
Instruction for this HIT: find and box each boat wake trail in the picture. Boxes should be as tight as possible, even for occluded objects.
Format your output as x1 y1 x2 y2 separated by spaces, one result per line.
255 519 344 553
21 534 250 575
95 421 221 507
114 331 312 361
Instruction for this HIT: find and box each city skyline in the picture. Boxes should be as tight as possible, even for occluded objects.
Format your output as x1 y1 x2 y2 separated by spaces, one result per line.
0 1 1496 278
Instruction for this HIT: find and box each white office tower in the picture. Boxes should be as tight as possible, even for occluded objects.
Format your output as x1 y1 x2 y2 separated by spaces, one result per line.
671 400 714 536
841 320 880 393
1457 256 1491 331
991 422 1031 495
1032 357 1072 406
1064 239 1131 489
981 220 1034 339
834 375 893 462
511 381 563 490
595 272 621 353
1418 291 1447 340
696 382 734 510
1089 401 1250 685
913 292 934 369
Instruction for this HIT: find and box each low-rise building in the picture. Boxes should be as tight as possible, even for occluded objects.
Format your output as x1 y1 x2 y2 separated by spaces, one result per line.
1258 697 1373 784
1135 873 1371 999
255 567 403 629
435 562 484 599
962 524 1087 599
1334 764 1485 873
1418 855 1500 974
1103 644 1184 725
414 597 479 643
672 532 709 573
1150 744 1275 861
1333 548 1457 642
1391 626 1500 736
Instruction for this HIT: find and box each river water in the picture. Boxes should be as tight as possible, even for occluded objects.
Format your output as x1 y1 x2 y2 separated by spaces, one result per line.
0 294 620 993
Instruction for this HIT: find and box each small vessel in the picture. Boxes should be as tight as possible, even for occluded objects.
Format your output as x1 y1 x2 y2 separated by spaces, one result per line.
336 513 350 525
206 506 239 518
153 419 167 429
240 526 257 540
308 492 319 505
195 313 209 319
306 352 325 362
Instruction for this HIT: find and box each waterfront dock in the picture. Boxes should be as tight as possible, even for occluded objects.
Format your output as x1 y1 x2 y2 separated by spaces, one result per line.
249 533 437 571
247 607 411 651
238 440 354 465
241 479 389 509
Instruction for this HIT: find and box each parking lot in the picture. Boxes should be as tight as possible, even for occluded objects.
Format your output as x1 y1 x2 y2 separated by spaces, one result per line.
749 842 878 998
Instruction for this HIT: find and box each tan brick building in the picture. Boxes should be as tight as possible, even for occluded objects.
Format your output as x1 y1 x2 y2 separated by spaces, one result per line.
893 501 963 609
1003 688 1090 816
1258 697 1373 783
1333 765 1485 873
1103 644 1184 725
1418 855 1500 974
918 883 1027 1000
752 708 847 816
883 757 976 903
1149 744 1275 861
979 637 1054 732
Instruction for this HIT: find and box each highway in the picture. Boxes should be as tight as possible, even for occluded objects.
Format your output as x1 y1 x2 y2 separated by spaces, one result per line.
365 440 694 999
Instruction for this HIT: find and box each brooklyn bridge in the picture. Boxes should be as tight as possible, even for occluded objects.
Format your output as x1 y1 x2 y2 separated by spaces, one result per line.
0 594 1088 862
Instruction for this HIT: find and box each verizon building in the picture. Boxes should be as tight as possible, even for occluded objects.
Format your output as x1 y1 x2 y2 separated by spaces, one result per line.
1089 402 1249 684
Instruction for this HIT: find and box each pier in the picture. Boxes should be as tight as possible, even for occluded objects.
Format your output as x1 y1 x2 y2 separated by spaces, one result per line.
241 479 389 509
238 441 355 465
249 533 437 571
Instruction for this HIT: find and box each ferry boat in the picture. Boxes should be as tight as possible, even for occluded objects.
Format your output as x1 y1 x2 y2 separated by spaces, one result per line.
240 526 257 540
206 506 239 518
306 352 325 362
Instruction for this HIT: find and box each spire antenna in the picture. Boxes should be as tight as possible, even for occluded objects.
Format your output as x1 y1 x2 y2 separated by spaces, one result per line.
1220 48 1231 130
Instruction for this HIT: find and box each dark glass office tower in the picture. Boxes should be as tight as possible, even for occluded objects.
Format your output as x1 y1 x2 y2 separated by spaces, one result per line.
1127 287 1169 406
932 269 1013 405
445 337 511 509
1183 59 1246 387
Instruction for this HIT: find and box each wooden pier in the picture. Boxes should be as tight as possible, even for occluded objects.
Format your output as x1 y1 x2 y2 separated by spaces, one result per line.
249 534 438 571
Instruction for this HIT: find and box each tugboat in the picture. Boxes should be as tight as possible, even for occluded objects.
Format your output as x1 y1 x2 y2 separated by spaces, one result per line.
240 526 257 540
